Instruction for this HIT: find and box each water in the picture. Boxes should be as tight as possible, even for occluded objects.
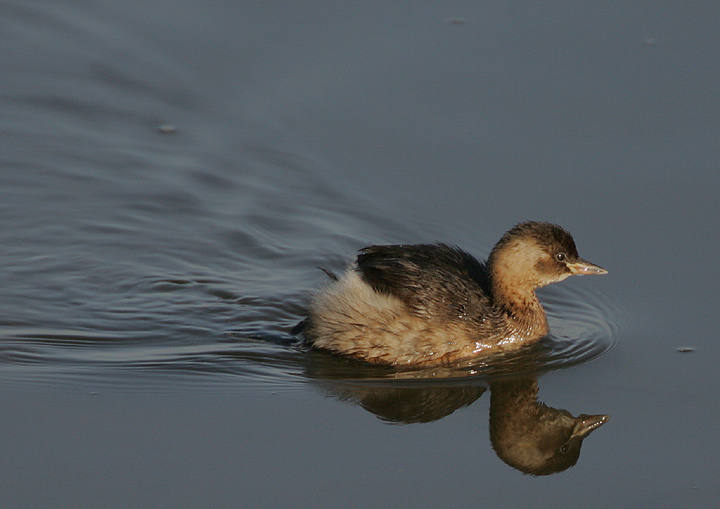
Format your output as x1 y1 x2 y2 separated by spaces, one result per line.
2 0 720 506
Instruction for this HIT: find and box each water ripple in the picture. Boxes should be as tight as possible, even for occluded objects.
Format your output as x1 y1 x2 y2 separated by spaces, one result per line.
0 279 617 391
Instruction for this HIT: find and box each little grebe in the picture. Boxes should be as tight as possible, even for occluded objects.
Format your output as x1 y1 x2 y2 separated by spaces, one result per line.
301 221 607 366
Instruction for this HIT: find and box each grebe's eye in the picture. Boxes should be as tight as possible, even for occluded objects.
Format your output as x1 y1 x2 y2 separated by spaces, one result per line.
555 252 566 262
560 443 569 454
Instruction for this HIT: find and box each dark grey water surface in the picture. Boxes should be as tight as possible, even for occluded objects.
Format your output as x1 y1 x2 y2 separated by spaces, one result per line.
2 0 719 506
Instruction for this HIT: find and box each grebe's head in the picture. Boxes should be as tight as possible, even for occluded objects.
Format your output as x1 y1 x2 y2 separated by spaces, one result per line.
488 221 607 290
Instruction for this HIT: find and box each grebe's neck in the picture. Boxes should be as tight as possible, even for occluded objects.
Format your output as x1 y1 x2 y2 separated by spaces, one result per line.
488 245 549 337
491 279 548 337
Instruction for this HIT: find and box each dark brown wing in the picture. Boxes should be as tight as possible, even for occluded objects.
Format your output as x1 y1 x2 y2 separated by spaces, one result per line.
356 243 492 320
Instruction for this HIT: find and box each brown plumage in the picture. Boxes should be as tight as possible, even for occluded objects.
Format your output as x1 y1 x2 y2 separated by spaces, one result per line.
301 221 607 367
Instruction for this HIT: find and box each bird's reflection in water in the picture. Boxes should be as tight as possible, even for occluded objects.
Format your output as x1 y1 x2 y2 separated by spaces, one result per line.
489 377 608 475
339 384 486 424
316 370 608 475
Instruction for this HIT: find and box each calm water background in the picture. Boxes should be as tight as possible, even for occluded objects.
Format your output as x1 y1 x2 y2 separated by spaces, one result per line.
2 0 719 506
